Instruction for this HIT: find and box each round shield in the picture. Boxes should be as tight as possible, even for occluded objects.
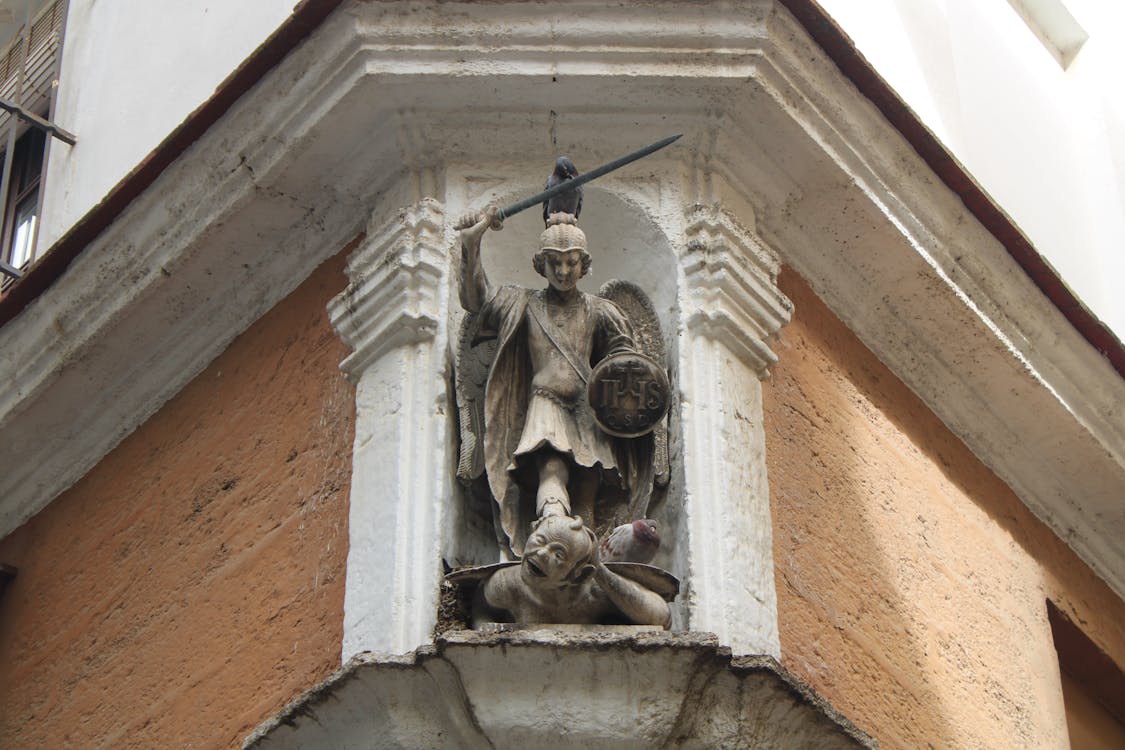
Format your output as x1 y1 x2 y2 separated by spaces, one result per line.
587 352 670 438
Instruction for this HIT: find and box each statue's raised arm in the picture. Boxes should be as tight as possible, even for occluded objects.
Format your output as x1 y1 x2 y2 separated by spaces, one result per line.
455 205 502 313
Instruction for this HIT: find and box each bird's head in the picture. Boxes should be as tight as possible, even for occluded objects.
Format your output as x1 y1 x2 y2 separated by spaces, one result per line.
555 156 580 178
631 519 661 547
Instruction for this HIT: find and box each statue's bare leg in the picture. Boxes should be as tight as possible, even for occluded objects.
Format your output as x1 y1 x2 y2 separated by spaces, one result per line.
570 468 599 529
536 451 571 517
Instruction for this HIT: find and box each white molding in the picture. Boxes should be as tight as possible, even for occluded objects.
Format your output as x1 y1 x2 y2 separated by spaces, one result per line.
244 631 874 749
330 199 446 380
748 8 1125 593
0 10 375 537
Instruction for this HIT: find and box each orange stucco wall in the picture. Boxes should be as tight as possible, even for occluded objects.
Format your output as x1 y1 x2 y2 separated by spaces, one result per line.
765 269 1125 749
0 250 355 748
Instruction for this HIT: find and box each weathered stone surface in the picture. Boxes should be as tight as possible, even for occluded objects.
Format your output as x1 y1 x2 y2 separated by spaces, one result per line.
244 631 874 749
3 2 1122 666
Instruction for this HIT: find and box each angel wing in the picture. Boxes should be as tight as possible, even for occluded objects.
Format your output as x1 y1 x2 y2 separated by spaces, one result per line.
454 313 498 484
597 280 672 493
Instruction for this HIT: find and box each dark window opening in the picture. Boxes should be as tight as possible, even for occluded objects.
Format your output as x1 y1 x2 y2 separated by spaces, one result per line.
1047 600 1125 749
3 125 46 273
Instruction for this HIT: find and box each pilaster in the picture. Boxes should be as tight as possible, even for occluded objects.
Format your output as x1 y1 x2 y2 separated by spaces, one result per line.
328 197 452 660
676 202 792 657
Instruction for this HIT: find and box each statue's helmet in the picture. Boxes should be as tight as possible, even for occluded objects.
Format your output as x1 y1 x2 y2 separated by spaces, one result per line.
540 213 587 253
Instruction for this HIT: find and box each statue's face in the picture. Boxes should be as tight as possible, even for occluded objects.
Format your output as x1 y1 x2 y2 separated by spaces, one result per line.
540 249 584 291
521 520 589 585
522 538 574 584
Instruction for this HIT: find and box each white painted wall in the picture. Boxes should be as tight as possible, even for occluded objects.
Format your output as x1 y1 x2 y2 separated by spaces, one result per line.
36 0 302 251
816 0 1125 342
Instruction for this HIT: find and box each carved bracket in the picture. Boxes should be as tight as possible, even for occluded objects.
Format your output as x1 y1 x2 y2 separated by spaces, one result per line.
329 198 446 381
681 203 793 378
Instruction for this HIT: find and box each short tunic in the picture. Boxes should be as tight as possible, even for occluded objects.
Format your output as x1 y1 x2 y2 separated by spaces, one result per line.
475 284 637 554
508 289 621 483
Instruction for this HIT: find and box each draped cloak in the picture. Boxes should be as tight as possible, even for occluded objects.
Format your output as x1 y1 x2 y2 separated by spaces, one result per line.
474 285 656 556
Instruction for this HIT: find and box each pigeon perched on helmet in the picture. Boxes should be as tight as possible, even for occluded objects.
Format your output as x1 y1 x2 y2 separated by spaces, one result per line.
543 156 582 224
600 519 660 564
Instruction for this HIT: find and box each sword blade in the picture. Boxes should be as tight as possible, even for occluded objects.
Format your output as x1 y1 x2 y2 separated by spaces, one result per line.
497 134 682 221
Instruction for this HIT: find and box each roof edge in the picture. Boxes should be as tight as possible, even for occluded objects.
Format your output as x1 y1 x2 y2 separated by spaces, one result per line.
778 0 1125 380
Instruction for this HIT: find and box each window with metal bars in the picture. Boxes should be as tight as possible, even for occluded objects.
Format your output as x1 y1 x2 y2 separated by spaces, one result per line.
0 0 70 290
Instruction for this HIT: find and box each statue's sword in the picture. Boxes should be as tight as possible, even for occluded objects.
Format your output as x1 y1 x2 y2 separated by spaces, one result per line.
496 134 682 222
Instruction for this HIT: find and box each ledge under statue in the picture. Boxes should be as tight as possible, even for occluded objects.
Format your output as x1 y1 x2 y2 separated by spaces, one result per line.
447 151 679 628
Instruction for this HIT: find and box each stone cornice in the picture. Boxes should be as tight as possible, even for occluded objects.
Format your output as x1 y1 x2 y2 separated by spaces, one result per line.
0 8 374 536
750 8 1125 592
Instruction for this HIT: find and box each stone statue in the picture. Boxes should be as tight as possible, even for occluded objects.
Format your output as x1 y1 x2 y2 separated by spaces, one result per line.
455 206 668 557
448 167 676 628
473 515 671 627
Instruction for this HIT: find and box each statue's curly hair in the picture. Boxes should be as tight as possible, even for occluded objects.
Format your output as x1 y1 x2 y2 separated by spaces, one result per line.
535 213 590 278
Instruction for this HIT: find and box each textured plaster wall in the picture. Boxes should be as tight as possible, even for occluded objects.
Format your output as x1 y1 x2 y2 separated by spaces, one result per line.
0 252 354 748
765 269 1125 749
